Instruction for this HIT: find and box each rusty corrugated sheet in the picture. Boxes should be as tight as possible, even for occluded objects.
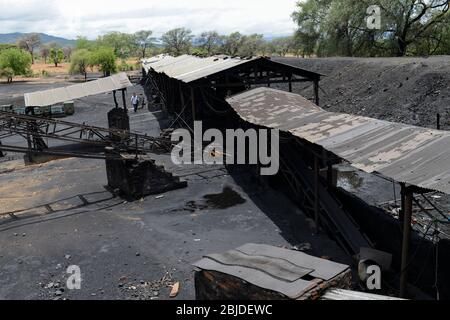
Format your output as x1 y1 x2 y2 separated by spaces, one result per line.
226 87 450 195
193 243 350 299
24 73 132 107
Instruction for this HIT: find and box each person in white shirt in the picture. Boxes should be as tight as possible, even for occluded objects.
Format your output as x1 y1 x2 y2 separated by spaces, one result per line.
131 93 140 113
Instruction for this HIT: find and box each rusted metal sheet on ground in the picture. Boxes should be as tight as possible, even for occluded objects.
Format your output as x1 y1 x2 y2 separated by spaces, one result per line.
24 73 132 107
226 87 450 195
193 243 351 300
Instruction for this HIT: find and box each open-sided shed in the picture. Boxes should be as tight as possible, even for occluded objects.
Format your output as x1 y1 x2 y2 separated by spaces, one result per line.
142 55 322 128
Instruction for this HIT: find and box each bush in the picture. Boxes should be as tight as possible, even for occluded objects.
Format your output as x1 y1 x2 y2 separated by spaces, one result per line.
91 47 117 77
0 67 14 83
70 49 93 78
118 60 134 71
50 48 64 67
0 48 32 82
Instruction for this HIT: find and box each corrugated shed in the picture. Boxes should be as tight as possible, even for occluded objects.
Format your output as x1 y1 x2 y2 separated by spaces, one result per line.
226 87 450 195
24 73 132 107
142 54 321 84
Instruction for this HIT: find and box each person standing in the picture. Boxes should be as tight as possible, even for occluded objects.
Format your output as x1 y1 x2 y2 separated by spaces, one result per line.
131 93 140 113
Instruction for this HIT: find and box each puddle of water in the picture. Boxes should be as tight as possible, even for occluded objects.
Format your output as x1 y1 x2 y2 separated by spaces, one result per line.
174 186 246 213
203 186 246 209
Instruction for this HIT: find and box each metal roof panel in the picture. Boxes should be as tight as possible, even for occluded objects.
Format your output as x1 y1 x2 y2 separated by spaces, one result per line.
227 87 450 194
24 73 132 107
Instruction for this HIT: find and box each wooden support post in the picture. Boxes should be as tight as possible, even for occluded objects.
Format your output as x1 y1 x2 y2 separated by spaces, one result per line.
0 140 4 157
135 133 139 159
288 74 293 93
121 89 128 113
314 80 320 106
437 113 441 130
191 87 196 122
113 90 119 108
399 182 406 222
400 185 413 298
327 163 333 186
314 155 320 233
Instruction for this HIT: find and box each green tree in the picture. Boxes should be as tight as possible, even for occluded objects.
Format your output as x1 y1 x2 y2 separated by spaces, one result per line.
0 48 32 82
162 28 194 56
197 31 222 56
70 49 93 81
0 44 17 52
134 30 154 58
75 36 94 50
50 48 64 67
268 37 294 56
292 0 450 57
91 47 117 77
97 32 135 58
222 32 244 56
238 34 265 57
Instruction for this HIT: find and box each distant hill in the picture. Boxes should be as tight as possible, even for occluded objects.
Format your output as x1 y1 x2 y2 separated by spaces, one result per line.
0 33 76 47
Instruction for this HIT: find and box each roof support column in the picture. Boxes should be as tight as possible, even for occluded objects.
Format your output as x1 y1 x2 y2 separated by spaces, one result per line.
400 185 413 298
314 80 320 106
314 155 320 234
191 87 196 122
113 90 119 108
121 88 127 113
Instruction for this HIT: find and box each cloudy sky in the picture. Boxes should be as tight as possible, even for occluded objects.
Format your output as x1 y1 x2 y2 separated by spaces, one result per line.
0 0 299 39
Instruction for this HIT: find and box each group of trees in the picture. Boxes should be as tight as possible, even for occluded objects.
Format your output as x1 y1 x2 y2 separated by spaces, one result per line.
15 33 73 65
70 39 118 78
292 0 450 57
161 28 298 57
3 1 450 83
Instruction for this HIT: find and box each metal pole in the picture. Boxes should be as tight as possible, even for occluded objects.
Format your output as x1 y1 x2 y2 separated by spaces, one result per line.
113 90 119 108
191 87 196 122
121 89 127 113
437 113 441 130
314 80 320 106
327 163 333 186
400 186 413 298
399 182 406 222
314 155 320 233
288 74 292 93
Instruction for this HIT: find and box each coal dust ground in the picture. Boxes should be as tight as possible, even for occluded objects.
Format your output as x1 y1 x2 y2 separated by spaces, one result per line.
274 56 450 129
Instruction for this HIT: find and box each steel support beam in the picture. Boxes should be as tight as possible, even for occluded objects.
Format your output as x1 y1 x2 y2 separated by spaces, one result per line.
400 185 413 298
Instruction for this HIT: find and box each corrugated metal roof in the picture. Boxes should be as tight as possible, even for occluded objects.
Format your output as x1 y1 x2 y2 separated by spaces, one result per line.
142 54 321 84
24 73 132 107
227 87 450 195
143 54 258 83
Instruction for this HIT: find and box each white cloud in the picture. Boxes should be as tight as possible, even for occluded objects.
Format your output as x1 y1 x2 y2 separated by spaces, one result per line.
0 0 299 39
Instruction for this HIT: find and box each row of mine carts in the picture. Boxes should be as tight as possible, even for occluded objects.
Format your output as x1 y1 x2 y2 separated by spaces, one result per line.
0 101 75 118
